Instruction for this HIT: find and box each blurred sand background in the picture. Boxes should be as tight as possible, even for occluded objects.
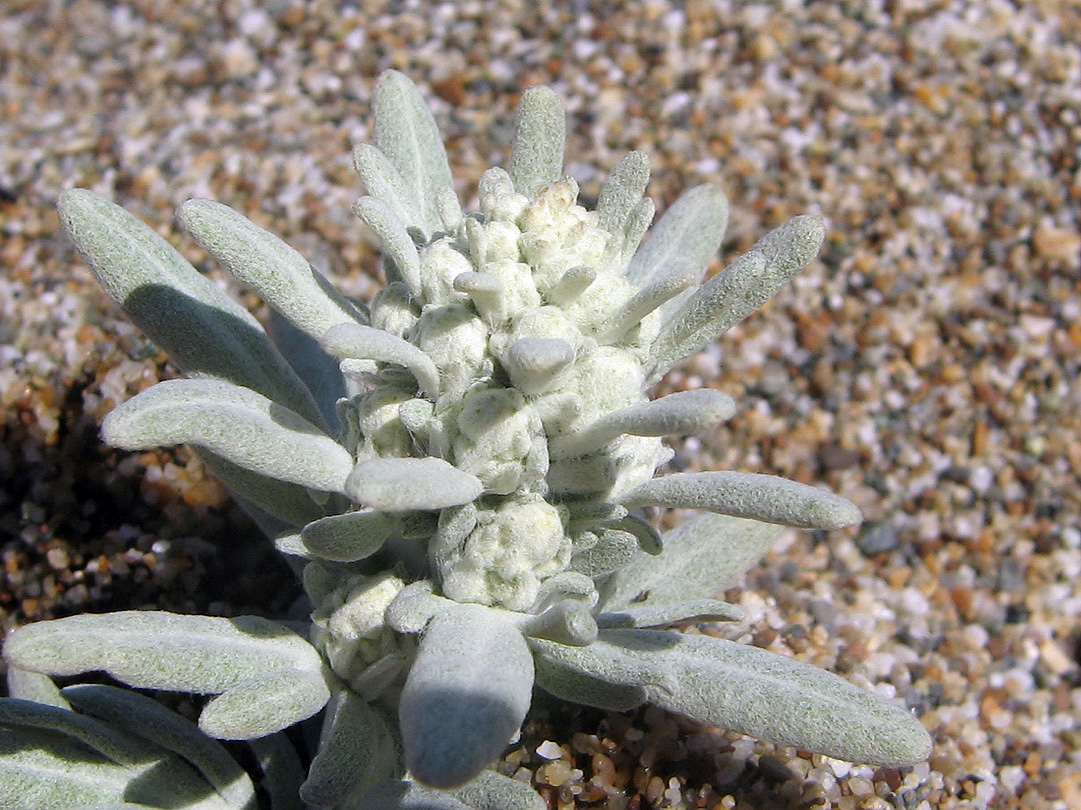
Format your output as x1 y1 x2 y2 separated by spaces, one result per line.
1 1 1079 808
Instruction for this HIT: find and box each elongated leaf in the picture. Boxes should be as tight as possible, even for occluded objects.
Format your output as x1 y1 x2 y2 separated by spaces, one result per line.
57 189 322 424
509 86 565 198
531 644 648 712
353 143 424 233
62 685 256 810
178 200 366 345
5 611 322 695
321 322 440 400
6 667 67 708
346 457 483 512
625 184 727 289
400 605 534 788
249 732 305 810
0 698 153 767
199 668 329 740
301 510 397 562
268 308 347 434
647 215 825 381
197 448 328 529
619 470 862 529
595 259 696 342
353 196 423 296
534 630 932 767
599 513 783 610
362 781 470 810
450 770 547 810
301 691 397 808
373 71 454 237
102 378 354 494
597 151 650 237
597 599 744 629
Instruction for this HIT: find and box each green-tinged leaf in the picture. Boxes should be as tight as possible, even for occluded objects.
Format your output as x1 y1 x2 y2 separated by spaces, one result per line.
346 457 483 512
509 86 565 198
199 668 329 740
619 470 862 529
520 599 598 646
102 378 354 494
373 70 454 237
56 189 322 423
249 733 305 810
300 510 396 562
530 640 648 712
62 685 257 810
5 611 322 695
321 321 440 400
385 581 455 634
198 449 328 529
449 770 546 810
353 143 424 232
597 599 744 629
538 630 932 767
178 199 366 346
353 196 423 296
301 691 397 808
400 605 535 788
595 260 696 342
552 389 736 458
6 667 68 708
362 781 470 810
0 700 231 810
647 214 825 381
599 513 783 610
268 308 348 432
597 151 650 237
568 529 640 578
625 184 727 290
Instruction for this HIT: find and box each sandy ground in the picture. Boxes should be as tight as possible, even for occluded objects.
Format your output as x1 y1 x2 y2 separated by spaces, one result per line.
1 1 1079 808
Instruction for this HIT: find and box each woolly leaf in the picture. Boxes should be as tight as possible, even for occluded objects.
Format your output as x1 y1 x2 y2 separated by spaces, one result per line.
353 143 424 232
101 378 353 494
178 199 367 345
648 214 825 380
267 308 347 433
553 388 736 458
530 641 648 712
624 184 727 290
596 599 744 629
373 70 454 237
400 605 534 788
321 321 440 400
509 86 565 198
536 630 932 767
385 581 455 634
56 189 322 424
597 151 650 237
520 599 598 646
300 510 397 562
346 457 483 512
353 196 423 296
619 470 862 529
599 514 783 611
595 259 697 342
449 770 547 810
199 668 329 740
5 667 67 708
363 781 471 810
249 733 305 810
62 684 257 810
197 448 329 529
5 611 323 695
501 337 575 395
301 691 397 808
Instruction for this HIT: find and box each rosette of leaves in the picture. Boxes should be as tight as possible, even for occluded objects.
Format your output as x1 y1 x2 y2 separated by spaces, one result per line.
2 71 931 808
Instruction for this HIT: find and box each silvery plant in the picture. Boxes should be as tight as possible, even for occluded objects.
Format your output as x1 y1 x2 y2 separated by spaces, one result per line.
1 72 931 809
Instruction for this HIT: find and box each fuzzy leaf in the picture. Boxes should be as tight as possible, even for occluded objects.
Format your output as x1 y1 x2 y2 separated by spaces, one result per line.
249 733 306 810
509 86 565 198
197 448 329 529
553 388 736 458
520 599 598 647
199 668 329 740
321 321 440 400
400 605 535 788
5 611 323 695
62 685 257 810
268 308 347 434
101 378 353 494
619 470 862 529
373 70 454 237
300 510 397 562
531 642 648 712
624 184 727 290
362 781 471 810
56 189 321 424
178 199 366 345
385 581 455 634
599 514 784 611
502 337 575 396
301 691 397 808
5 667 68 708
648 215 825 381
346 457 483 512
353 143 424 232
449 770 547 810
596 599 744 629
536 630 932 767
597 151 650 237
595 259 696 342
353 196 423 296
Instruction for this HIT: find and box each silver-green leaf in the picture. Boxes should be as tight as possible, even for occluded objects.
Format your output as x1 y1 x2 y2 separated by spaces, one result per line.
509 86 566 198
